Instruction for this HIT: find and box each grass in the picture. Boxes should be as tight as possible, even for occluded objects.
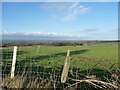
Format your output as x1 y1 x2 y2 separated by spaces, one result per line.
2 42 118 67
1 42 119 89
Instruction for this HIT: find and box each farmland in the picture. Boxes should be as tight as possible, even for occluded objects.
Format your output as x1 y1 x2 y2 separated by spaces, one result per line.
1 41 119 89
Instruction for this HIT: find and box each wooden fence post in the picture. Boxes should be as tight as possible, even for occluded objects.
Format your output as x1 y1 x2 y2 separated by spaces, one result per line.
10 46 17 78
61 50 70 83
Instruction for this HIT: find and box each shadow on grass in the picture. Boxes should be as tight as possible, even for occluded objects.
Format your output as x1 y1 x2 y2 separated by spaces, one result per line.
26 49 88 61
55 49 88 56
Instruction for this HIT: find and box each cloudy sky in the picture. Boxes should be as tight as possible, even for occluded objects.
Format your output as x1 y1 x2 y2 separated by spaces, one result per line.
2 2 118 40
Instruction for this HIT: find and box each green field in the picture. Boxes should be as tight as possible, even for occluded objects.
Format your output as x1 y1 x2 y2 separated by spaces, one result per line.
2 42 119 88
2 42 118 73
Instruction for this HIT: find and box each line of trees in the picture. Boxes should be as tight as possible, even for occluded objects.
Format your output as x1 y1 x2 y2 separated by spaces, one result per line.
2 40 118 47
2 41 85 47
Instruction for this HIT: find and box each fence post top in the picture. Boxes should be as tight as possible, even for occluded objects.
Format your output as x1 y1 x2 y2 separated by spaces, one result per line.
14 46 17 48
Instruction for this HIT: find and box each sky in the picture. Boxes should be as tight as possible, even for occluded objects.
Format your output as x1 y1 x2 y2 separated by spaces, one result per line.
2 0 120 2
2 2 118 40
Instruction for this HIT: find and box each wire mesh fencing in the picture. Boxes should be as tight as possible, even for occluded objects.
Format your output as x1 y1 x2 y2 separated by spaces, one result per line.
1 45 119 89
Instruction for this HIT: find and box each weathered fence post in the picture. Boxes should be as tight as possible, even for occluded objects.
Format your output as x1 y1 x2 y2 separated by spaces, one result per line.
61 50 70 83
10 46 17 78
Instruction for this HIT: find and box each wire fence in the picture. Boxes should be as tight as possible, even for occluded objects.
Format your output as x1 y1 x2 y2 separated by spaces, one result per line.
1 46 119 89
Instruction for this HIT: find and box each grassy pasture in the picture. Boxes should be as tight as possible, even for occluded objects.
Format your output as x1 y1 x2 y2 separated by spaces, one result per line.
2 42 118 72
2 42 119 88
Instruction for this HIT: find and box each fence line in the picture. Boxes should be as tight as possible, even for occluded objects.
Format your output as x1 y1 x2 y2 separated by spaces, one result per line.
1 45 119 89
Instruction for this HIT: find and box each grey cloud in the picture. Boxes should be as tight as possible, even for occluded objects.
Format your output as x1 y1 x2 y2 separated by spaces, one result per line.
2 31 82 38
71 28 98 34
